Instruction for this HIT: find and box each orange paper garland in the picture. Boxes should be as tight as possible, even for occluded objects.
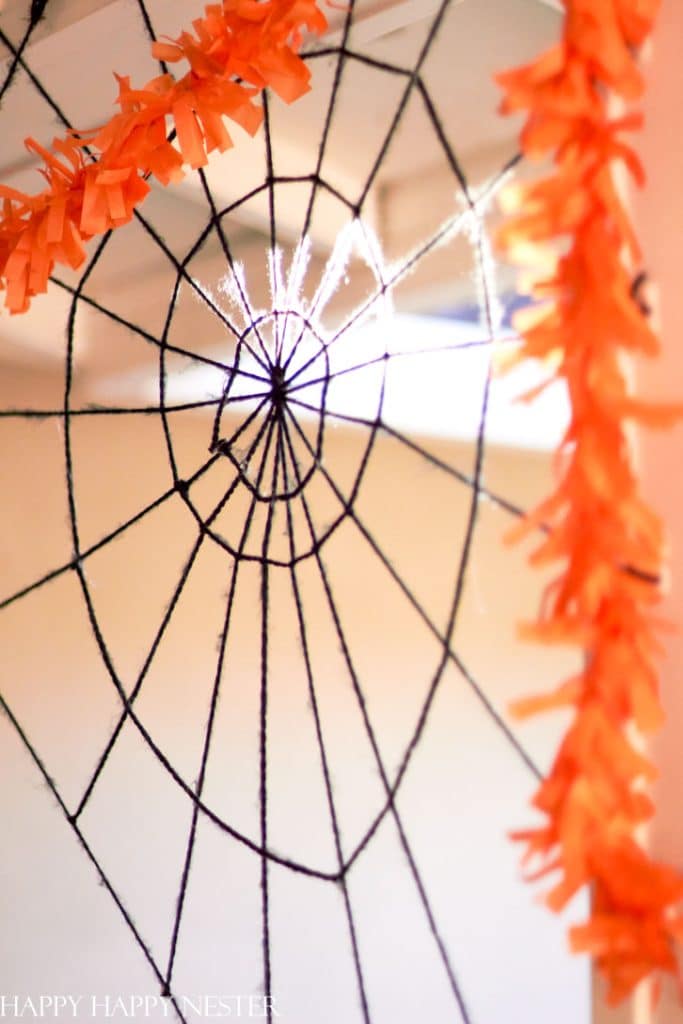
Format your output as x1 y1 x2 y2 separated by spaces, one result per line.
0 0 328 314
496 0 683 1004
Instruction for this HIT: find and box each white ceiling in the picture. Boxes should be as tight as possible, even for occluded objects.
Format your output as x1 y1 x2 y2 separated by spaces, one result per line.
0 0 559 388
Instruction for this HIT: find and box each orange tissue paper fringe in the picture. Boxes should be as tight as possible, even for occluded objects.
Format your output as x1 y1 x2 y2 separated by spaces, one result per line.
0 0 328 314
496 0 683 1005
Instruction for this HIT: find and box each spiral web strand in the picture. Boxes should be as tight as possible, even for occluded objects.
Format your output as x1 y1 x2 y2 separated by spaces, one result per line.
0 2 587 1022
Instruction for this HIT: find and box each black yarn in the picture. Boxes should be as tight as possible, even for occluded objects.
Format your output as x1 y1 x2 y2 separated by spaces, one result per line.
0 4 548 1023
29 0 50 26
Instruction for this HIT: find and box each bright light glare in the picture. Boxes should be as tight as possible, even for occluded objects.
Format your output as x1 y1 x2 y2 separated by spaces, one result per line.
131 312 569 452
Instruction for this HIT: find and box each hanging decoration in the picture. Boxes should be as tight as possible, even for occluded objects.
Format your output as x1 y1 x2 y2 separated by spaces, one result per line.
496 0 683 1004
0 0 328 314
1 0 682 1005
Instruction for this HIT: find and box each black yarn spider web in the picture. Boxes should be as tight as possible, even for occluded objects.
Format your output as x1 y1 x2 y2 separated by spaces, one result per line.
0 2 576 1022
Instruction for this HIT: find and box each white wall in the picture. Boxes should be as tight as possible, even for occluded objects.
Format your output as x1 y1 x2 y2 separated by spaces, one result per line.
0 361 589 1023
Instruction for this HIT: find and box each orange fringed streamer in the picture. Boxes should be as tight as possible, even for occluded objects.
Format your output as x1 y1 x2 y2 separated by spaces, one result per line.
496 0 683 1004
0 0 328 313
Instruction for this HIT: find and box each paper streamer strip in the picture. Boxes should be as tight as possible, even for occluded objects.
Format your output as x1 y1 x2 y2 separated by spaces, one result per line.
496 0 683 1004
0 0 328 314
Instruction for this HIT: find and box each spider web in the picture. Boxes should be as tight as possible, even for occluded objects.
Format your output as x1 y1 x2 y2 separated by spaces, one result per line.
0 2 587 1022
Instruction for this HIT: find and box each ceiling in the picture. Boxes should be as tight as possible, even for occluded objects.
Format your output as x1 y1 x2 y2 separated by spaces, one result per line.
0 0 559 396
